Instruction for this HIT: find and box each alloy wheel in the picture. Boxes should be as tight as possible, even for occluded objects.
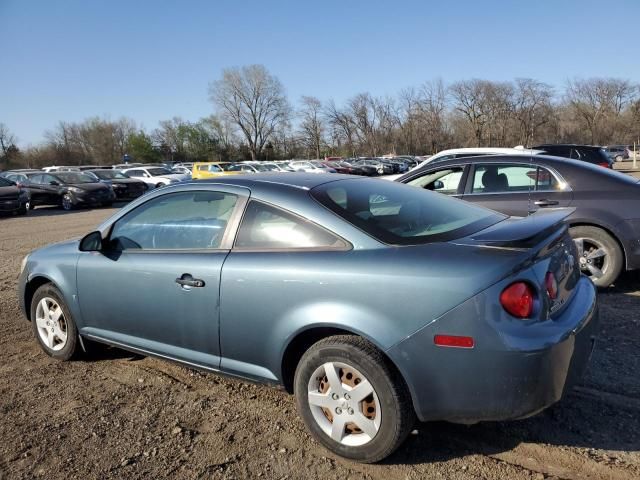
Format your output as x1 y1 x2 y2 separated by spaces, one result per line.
35 297 68 351
62 195 73 210
574 237 609 280
307 361 381 447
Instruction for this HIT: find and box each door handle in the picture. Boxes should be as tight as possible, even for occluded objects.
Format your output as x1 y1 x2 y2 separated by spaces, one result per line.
175 274 205 288
534 199 559 207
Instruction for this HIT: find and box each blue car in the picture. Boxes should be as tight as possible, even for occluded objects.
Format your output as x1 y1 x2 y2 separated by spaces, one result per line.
18 174 598 463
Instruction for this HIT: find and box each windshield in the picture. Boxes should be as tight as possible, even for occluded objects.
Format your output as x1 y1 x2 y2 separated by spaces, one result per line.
93 170 128 180
55 172 96 184
147 167 173 176
311 179 504 245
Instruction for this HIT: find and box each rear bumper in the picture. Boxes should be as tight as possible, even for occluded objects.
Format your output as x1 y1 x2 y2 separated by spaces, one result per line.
388 275 598 423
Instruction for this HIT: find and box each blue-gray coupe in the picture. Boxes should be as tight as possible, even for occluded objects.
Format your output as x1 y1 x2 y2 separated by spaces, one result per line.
18 173 598 463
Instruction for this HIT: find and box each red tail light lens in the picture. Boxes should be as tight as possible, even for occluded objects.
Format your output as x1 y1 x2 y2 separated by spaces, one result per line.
598 162 610 168
500 282 534 318
545 272 558 300
434 334 474 348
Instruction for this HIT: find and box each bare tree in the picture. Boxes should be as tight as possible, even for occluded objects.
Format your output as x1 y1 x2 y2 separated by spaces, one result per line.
513 79 554 145
298 96 324 159
0 123 17 169
449 79 492 146
209 65 290 160
565 78 637 144
417 79 449 153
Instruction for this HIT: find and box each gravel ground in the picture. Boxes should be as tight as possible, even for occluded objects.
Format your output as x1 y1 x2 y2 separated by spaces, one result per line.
0 206 639 480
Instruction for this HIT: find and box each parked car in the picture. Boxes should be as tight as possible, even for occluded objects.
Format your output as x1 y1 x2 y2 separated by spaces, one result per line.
604 145 631 162
288 160 337 173
0 176 30 215
192 162 245 180
13 171 117 210
342 159 378 176
171 164 193 175
397 154 640 287
19 174 597 463
533 144 614 168
122 166 189 188
85 169 148 200
354 159 394 175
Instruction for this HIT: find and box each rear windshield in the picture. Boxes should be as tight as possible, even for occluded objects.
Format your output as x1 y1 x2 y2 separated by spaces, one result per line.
311 179 504 245
92 170 128 179
55 172 96 184
147 167 172 176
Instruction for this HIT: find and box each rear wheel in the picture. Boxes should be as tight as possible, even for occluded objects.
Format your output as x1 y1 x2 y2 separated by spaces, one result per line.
294 335 415 463
615 155 623 162
569 226 623 287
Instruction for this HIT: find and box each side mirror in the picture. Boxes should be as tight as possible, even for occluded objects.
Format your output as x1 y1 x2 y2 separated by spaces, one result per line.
50 181 60 186
79 231 104 252
433 180 445 190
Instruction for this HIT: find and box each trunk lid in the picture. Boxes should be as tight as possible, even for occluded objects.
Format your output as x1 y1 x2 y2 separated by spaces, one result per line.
455 208 581 318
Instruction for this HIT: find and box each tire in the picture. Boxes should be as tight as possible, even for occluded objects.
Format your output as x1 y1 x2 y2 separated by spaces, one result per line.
615 155 623 162
18 202 28 215
30 283 79 361
61 194 74 211
103 202 113 207
569 225 623 288
294 335 415 463
155 183 164 189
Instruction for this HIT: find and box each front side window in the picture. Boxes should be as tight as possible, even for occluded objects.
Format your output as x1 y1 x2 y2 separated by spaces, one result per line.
406 167 464 194
472 164 535 193
311 179 503 245
235 201 347 250
127 170 144 177
109 191 238 250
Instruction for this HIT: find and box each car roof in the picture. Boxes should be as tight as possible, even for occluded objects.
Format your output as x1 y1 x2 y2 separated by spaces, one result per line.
534 144 602 149
433 147 544 156
192 172 350 191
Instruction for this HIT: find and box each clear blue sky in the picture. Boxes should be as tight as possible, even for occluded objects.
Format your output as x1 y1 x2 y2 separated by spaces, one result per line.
2 0 639 145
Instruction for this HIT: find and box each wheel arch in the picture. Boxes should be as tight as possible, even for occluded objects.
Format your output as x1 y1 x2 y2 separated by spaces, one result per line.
280 326 412 399
23 275 55 321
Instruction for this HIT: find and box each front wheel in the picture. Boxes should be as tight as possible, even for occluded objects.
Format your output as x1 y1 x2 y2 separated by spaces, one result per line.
615 155 623 162
294 335 415 463
61 194 74 211
30 284 79 360
570 225 623 287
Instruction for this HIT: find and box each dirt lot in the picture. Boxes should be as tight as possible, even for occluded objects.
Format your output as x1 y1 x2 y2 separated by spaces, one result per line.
0 207 639 480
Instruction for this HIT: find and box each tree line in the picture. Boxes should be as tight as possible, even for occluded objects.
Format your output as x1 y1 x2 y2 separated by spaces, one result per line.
2 64 639 170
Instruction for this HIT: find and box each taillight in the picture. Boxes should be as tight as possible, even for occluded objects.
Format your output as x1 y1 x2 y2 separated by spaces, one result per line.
545 272 558 300
500 282 534 318
598 162 610 168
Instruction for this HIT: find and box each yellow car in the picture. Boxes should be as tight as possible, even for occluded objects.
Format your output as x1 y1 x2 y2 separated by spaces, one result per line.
191 162 243 180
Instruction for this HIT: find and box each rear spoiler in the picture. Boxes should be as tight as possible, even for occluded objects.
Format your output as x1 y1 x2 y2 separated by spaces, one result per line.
461 208 575 249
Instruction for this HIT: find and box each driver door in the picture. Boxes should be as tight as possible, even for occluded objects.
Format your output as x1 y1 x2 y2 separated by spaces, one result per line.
76 187 248 368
